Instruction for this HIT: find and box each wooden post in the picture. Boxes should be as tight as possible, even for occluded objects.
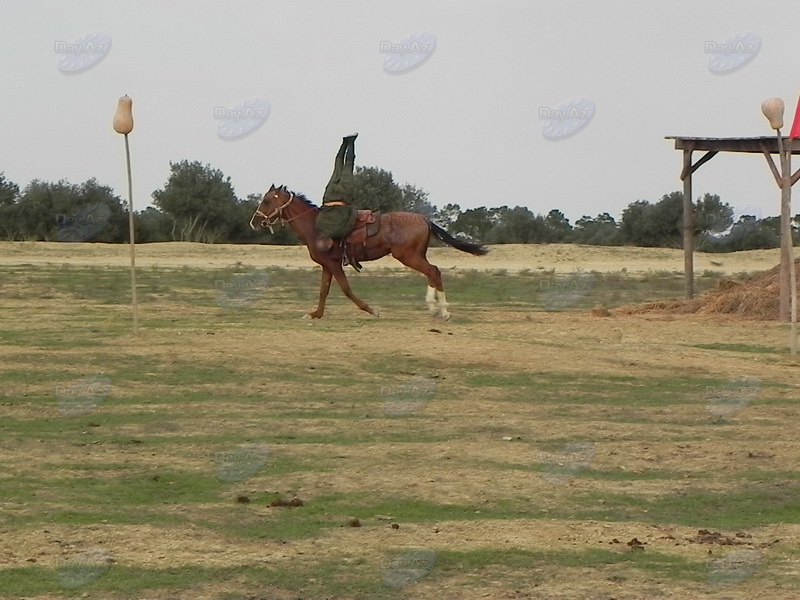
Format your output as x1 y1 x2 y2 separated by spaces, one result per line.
777 135 791 323
675 141 717 300
682 146 694 299
790 139 798 354
760 98 791 325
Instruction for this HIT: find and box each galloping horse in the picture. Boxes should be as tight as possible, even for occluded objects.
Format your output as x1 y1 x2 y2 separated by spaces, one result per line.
249 184 487 319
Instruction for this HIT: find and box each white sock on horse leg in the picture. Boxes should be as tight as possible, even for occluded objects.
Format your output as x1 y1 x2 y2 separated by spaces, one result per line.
426 285 438 315
437 290 450 320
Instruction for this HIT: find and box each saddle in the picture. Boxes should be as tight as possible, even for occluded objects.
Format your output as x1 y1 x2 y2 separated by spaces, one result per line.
346 210 380 245
315 210 381 271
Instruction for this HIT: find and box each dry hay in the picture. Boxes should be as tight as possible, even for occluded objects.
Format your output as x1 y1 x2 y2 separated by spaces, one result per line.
617 258 800 320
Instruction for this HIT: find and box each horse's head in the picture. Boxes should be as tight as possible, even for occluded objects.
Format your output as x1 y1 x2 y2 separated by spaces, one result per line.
249 184 293 232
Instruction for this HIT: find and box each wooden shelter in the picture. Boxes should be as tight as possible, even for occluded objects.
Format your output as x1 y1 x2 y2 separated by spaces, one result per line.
666 135 800 320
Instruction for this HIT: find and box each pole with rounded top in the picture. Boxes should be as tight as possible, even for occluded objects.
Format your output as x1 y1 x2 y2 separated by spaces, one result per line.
761 97 796 353
113 95 138 334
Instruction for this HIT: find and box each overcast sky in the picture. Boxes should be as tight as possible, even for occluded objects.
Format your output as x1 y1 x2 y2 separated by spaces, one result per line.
2 0 800 223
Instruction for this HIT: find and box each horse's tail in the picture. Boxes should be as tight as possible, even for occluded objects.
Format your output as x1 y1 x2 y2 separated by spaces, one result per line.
428 221 489 256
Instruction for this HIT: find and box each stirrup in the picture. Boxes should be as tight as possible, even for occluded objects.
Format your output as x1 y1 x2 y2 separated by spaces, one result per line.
342 253 362 272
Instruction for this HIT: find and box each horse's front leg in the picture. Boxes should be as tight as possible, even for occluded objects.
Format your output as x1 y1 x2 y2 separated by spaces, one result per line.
331 264 380 317
306 266 333 319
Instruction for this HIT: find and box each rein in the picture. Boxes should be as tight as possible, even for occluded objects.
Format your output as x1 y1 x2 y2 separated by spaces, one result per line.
283 205 317 224
253 193 314 234
251 195 291 233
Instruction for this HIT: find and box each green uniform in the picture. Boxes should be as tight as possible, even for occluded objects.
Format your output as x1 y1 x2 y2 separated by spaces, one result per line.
316 135 358 239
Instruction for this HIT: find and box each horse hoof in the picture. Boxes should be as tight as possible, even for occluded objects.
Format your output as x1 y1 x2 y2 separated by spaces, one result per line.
371 307 381 318
441 313 452 321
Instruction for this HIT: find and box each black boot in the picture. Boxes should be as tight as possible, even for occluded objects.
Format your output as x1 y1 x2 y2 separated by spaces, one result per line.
342 244 363 272
344 135 356 167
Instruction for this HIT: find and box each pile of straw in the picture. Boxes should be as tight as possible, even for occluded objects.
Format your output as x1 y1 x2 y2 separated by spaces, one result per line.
616 259 800 320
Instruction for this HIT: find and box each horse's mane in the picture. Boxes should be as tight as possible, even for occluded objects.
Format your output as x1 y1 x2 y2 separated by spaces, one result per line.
280 186 318 208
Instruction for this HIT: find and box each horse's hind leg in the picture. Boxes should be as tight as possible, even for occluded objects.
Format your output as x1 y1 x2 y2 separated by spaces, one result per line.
425 278 450 319
425 285 439 316
435 287 450 321
393 252 450 320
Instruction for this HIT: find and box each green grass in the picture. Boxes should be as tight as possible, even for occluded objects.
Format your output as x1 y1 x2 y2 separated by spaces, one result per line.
0 261 796 599
0 544 753 598
437 546 707 582
691 342 785 354
462 370 762 412
560 482 800 529
0 263 721 313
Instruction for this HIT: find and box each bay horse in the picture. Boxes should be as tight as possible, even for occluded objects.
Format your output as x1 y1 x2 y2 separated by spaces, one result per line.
249 184 487 319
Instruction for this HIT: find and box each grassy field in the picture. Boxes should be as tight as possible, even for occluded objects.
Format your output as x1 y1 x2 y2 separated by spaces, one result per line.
1 243 799 600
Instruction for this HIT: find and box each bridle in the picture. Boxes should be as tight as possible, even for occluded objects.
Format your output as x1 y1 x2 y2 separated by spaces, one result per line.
251 192 294 234
251 187 320 234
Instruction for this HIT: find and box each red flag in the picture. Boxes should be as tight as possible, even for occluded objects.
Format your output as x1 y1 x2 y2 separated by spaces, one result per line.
790 93 800 138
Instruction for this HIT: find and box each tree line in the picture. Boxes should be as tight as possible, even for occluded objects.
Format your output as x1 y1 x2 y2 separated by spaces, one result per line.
0 161 797 252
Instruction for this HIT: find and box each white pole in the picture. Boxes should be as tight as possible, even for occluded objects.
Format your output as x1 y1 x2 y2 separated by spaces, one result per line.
124 133 138 334
113 95 137 334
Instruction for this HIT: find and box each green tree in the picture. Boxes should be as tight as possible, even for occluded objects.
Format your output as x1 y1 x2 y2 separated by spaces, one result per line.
0 173 18 207
694 193 733 241
573 213 622 245
650 192 684 248
795 214 800 245
434 203 462 230
488 206 543 243
13 178 125 241
621 193 683 248
0 173 21 240
543 209 572 242
77 179 128 242
152 160 239 242
621 191 758 250
135 206 172 243
353 166 404 212
725 216 779 251
620 200 652 246
693 193 748 251
453 206 497 242
400 183 436 218
352 166 436 219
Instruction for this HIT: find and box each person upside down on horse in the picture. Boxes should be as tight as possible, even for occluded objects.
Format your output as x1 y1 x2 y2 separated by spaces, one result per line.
315 133 363 269
248 133 488 320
